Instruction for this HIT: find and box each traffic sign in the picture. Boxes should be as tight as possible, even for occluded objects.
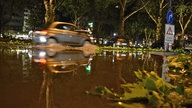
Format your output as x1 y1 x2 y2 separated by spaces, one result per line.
166 10 173 24
166 26 173 35
165 24 174 44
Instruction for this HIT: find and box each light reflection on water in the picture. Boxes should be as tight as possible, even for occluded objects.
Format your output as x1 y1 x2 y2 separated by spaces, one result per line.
0 46 163 108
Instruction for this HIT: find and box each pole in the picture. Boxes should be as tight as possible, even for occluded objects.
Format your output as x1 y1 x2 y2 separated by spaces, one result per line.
165 0 174 52
169 0 172 9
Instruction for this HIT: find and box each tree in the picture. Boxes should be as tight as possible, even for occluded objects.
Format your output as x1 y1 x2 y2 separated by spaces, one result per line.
25 0 45 30
83 0 117 42
142 0 168 41
25 0 65 29
60 0 90 26
144 28 155 47
175 0 192 47
125 12 156 46
118 0 149 37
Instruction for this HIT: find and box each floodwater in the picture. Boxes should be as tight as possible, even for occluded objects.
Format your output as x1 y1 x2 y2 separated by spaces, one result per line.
0 45 163 108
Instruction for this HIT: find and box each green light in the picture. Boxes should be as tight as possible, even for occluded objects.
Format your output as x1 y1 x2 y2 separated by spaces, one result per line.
85 64 91 75
88 22 93 28
86 65 91 71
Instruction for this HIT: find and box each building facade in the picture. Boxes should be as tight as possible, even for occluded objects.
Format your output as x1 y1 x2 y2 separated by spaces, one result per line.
4 8 30 34
4 10 24 33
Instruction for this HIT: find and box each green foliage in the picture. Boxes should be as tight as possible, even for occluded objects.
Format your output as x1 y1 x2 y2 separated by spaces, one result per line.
175 0 192 16
99 46 162 53
173 48 186 54
133 71 180 107
85 86 120 99
87 60 192 107
0 39 32 46
167 54 192 87
167 54 192 73
61 0 90 19
121 83 148 100
190 50 192 56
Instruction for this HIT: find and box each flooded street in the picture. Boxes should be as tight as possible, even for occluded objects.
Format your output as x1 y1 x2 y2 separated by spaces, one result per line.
0 45 163 108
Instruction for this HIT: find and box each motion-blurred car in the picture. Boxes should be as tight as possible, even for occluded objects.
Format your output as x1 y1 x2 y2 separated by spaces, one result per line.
33 22 92 46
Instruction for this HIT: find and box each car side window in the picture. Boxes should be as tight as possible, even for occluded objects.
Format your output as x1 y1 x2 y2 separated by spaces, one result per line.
56 24 78 31
56 24 68 30
67 25 78 31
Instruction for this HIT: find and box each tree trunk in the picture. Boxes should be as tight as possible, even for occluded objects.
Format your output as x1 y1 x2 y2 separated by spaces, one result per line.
156 0 163 41
0 7 2 35
156 17 162 41
119 0 126 38
44 0 56 24
119 13 125 38
179 13 192 47
180 30 185 47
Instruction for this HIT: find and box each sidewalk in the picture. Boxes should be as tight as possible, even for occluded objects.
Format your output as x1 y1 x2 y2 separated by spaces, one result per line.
151 51 179 56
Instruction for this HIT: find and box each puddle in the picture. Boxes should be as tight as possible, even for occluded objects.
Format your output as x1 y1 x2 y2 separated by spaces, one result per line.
0 45 163 108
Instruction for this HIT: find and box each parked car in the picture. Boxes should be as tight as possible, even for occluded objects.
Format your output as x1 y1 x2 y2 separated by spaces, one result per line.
115 38 129 47
106 37 129 47
184 35 192 50
33 22 92 46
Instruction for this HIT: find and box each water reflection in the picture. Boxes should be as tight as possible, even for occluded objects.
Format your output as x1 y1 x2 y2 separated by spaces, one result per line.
0 46 33 82
32 48 94 74
95 51 163 84
162 56 171 82
32 48 95 108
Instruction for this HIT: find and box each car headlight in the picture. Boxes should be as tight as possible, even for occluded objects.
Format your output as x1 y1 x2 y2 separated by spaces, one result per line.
116 42 120 45
40 36 47 42
39 51 46 57
122 43 127 45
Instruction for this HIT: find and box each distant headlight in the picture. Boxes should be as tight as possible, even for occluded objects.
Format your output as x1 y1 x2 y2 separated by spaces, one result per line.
122 43 127 45
40 36 47 42
116 42 120 45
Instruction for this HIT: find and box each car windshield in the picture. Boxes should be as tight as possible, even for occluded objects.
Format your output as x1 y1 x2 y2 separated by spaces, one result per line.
117 39 127 42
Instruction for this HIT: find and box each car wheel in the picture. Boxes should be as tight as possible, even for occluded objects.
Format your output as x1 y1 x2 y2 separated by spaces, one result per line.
47 38 57 45
46 50 56 57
